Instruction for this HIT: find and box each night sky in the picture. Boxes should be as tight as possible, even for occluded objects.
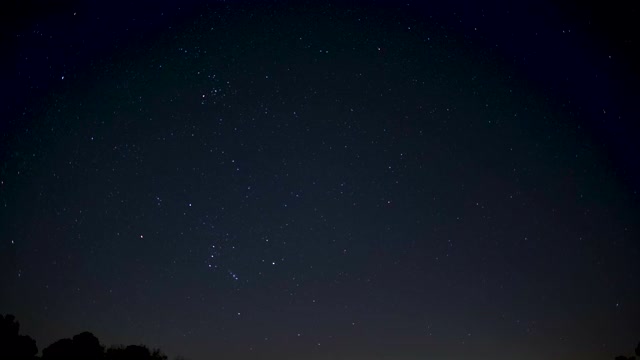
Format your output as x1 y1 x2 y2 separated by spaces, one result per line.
1 1 639 359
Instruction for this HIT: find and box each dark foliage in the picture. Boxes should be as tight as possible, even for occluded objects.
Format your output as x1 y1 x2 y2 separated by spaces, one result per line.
41 334 167 360
0 314 38 360
42 331 104 360
42 338 74 360
616 341 640 360
2 314 169 360
105 345 168 360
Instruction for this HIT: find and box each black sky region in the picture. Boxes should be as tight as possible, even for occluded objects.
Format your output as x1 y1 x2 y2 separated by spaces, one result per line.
1 1 639 359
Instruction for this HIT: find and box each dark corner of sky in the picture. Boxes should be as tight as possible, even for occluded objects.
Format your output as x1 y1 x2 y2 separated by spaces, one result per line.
391 0 640 191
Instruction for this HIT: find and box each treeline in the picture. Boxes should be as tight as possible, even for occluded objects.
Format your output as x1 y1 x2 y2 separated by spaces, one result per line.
2 313 638 359
1 314 178 360
616 340 640 360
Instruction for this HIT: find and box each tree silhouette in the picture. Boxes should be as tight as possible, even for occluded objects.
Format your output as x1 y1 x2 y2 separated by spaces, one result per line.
0 314 38 360
72 332 105 359
41 331 104 360
105 344 168 360
615 341 640 360
42 338 75 360
2 314 172 360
